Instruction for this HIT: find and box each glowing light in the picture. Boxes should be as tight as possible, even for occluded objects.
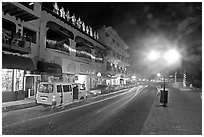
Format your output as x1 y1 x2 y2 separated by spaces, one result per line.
163 49 181 65
96 72 101 77
147 50 160 61
47 39 103 61
132 76 136 79
157 73 161 77
29 2 34 5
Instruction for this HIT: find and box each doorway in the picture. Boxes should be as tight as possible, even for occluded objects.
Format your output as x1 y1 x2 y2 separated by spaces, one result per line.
25 74 41 98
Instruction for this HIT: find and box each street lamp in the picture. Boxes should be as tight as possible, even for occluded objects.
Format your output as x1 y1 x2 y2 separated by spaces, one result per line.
148 48 181 107
163 49 181 66
157 72 161 77
147 50 160 61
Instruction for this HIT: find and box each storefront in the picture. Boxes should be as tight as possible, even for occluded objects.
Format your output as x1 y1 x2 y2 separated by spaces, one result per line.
96 72 111 86
56 57 95 91
37 60 62 82
24 73 41 98
2 53 35 102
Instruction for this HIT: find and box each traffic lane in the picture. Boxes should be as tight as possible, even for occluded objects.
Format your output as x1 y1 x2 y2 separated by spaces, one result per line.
2 87 140 134
48 87 143 135
2 87 132 125
88 86 157 135
2 88 132 127
44 86 156 135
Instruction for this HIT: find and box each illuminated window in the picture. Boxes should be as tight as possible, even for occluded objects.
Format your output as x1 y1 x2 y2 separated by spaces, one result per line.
2 69 24 92
2 69 13 92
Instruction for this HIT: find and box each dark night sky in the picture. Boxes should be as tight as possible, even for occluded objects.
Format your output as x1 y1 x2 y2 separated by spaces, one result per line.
42 2 202 81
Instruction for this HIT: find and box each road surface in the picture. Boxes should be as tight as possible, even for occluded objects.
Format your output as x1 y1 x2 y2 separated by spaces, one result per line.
2 86 157 135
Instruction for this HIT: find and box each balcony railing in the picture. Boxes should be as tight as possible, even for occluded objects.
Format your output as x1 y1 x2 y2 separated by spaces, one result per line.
2 32 31 54
46 39 70 55
76 50 92 60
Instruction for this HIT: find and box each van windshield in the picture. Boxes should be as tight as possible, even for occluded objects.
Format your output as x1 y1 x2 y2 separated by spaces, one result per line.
38 84 53 93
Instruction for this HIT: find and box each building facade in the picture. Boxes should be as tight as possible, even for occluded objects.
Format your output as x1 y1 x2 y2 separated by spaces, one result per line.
38 3 107 92
2 2 41 102
2 2 130 102
97 26 130 86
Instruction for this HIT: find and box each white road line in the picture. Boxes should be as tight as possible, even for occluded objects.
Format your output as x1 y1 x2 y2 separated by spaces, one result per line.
3 87 139 129
96 88 141 114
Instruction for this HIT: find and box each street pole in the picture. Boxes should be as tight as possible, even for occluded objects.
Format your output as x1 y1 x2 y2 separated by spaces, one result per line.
163 74 167 107
163 75 165 91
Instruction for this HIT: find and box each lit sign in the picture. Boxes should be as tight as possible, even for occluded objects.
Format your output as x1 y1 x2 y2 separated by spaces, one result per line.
53 2 99 40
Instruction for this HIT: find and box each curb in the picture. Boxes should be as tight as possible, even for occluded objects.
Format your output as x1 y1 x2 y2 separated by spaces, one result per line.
2 102 37 113
2 86 138 113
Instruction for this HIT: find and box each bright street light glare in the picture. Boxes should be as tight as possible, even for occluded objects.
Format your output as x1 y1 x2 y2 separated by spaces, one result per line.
147 50 160 61
132 76 136 79
163 49 181 65
157 73 161 77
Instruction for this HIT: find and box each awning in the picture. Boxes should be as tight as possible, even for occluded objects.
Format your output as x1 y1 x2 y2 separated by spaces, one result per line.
2 53 35 71
37 61 62 74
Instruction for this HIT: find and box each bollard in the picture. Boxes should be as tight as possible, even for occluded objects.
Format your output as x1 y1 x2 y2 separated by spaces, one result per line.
160 90 168 107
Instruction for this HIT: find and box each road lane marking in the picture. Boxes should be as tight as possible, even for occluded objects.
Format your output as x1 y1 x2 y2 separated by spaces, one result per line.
96 87 144 114
89 88 129 99
96 88 140 114
3 87 140 129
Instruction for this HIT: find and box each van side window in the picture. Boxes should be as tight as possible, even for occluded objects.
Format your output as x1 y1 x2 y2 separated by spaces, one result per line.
63 85 72 92
63 85 69 92
57 85 62 93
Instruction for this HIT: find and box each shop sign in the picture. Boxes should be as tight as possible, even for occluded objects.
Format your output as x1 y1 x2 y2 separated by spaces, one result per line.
80 63 95 75
62 59 79 74
52 2 99 40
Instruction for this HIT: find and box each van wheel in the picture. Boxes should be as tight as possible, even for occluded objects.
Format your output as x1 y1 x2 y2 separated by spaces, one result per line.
80 97 84 100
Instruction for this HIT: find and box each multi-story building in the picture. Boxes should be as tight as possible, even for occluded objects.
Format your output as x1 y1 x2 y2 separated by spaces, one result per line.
2 2 130 102
39 3 107 92
97 26 130 86
2 2 41 102
2 2 107 102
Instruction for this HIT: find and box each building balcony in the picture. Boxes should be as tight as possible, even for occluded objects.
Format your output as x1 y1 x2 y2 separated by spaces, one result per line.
2 35 31 54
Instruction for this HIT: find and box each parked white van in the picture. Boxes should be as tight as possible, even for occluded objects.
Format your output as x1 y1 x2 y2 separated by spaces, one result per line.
36 82 87 107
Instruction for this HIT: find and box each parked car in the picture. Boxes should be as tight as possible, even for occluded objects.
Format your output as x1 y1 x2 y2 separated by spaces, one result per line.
109 85 118 91
89 85 109 95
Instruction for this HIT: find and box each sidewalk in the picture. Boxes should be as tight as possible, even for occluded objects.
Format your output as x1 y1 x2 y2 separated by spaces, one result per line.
141 87 202 135
2 97 37 113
